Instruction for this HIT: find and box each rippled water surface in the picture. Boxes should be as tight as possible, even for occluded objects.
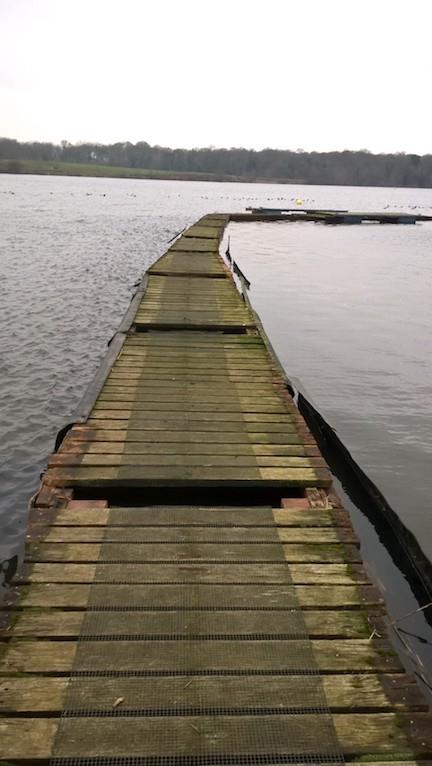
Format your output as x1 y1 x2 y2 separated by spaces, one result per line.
1 174 431 571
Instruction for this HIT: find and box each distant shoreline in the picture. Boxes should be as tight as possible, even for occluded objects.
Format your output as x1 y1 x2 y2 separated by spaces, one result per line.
2 159 432 191
0 159 301 185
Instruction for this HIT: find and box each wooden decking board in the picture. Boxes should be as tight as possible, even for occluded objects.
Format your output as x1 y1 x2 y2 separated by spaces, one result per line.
49 455 326 470
98 387 291 397
35 544 364 568
3 715 432 760
126 333 264 344
86 415 297 428
27 559 369 584
113 360 274 370
2 673 424 714
108 368 277 378
43 466 331 487
26 543 364 572
92 402 289 413
2 214 430 762
95 399 287 411
144 276 236 290
67 429 313 444
106 373 276 382
148 259 226 276
5 609 374 639
0 639 402 674
42 525 352 543
116 346 269 354
55 441 321 456
26 545 361 565
15 581 381 609
86 419 305 433
49 506 343 526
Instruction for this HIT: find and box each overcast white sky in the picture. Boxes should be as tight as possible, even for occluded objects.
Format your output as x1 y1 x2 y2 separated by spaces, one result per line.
1 0 431 153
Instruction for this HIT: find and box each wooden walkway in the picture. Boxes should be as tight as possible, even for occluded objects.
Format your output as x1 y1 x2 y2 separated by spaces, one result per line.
1 214 431 763
44 215 330 491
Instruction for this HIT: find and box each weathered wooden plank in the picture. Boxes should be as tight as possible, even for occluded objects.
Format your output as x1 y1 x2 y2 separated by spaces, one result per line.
96 393 293 405
43 524 340 543
107 374 275 382
109 364 275 374
59 440 320 457
99 388 286 398
108 353 271 362
108 370 274 380
96 396 295 410
43 464 331 487
148 266 226 277
122 341 265 349
113 357 269 365
23 562 366 582
88 411 293 424
126 332 263 343
134 305 250 314
7 608 372 639
0 639 402 674
107 354 271 364
50 454 325 470
101 380 281 390
136 301 250 311
0 674 424 714
2 714 432 759
29 541 360 563
149 258 224 272
18 583 382 608
125 340 265 348
144 285 235 292
134 310 252 318
103 372 275 382
134 320 256 330
134 308 249 316
50 506 341 527
135 305 248 313
97 386 281 398
25 538 364 574
135 303 249 311
146 275 231 286
0 718 57 759
126 337 264 347
143 290 239 299
85 420 298 433
68 428 311 445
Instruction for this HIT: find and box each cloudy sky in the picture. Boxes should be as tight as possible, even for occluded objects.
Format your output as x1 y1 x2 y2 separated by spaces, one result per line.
1 0 431 153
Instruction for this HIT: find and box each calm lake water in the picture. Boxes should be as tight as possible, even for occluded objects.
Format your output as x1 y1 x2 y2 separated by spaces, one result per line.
1 173 431 578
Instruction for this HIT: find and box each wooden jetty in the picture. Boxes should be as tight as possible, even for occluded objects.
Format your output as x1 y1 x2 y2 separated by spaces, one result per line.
1 213 432 763
245 207 432 224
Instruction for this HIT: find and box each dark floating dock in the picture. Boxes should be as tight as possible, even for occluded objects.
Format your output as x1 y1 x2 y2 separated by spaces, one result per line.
1 213 432 763
245 206 432 224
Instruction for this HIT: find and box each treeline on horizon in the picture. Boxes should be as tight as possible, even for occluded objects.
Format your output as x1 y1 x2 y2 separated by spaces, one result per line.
1 137 432 187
